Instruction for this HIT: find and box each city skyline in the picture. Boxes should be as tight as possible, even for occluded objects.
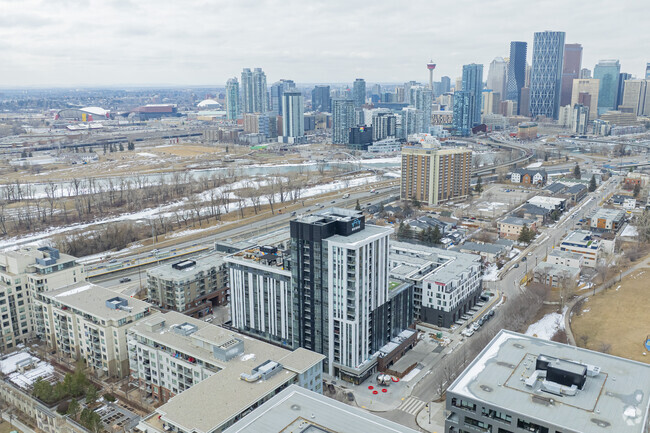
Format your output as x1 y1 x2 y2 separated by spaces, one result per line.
0 0 648 87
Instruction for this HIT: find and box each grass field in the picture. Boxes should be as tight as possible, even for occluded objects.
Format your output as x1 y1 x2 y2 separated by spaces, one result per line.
571 268 650 364
149 144 224 157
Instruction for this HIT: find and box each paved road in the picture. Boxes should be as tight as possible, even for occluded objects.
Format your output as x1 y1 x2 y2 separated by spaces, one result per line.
378 175 620 431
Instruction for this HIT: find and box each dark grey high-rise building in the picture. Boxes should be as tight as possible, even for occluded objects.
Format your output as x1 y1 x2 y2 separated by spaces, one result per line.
560 43 583 107
311 85 331 112
530 31 566 119
332 98 355 144
506 41 527 114
270 79 296 115
352 79 366 108
617 72 632 109
441 76 451 94
289 209 411 382
461 63 484 127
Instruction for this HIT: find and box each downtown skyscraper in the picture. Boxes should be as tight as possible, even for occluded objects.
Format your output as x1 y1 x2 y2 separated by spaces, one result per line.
352 78 366 108
560 43 583 107
487 57 507 101
332 98 355 144
456 63 483 134
270 79 296 115
530 31 566 119
594 59 621 115
281 91 304 140
311 85 331 112
225 78 240 120
241 67 268 113
506 41 527 114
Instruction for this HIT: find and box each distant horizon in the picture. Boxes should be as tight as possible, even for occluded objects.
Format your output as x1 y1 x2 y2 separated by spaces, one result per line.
1 0 648 87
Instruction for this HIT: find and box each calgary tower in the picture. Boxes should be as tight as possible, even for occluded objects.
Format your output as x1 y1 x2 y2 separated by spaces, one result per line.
427 60 436 91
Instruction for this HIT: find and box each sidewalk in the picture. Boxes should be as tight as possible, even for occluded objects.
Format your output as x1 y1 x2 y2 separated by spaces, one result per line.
415 401 446 433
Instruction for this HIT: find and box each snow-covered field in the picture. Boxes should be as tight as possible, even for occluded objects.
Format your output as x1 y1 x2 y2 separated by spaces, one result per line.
0 174 384 251
525 306 567 340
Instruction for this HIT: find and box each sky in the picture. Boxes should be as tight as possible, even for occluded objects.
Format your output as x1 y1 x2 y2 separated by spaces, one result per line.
0 0 648 88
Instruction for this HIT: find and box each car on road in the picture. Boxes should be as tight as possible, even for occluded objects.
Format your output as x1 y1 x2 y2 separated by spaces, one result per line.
514 263 519 268
527 252 533 256
522 257 527 262
461 328 475 337
291 211 296 216
342 193 350 199
331 200 335 203
119 277 131 283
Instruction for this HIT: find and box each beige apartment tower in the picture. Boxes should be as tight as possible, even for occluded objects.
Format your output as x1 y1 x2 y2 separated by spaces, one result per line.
571 78 599 121
400 142 472 206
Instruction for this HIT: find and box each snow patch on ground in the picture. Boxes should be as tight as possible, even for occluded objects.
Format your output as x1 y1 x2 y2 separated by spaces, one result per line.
401 368 421 382
525 306 568 341
137 152 158 158
482 264 499 281
526 161 543 168
509 248 521 259
621 225 638 237
167 227 216 239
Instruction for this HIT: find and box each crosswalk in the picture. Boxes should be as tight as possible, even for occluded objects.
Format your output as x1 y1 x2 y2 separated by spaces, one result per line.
398 396 427 415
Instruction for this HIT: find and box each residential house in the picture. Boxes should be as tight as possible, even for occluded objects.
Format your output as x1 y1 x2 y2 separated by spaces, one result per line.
510 168 548 185
497 216 537 240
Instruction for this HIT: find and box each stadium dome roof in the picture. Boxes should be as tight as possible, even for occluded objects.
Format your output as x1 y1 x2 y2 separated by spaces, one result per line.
197 99 221 108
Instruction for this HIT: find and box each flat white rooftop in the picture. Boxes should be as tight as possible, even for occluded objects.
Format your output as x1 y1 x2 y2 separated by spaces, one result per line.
448 330 650 433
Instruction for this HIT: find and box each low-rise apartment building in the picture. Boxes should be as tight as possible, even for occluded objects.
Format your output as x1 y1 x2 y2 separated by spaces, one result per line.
0 246 85 351
526 195 566 212
34 283 152 378
533 262 580 287
147 252 229 317
497 216 537 240
587 207 626 232
445 330 650 433
389 241 482 327
131 311 324 432
560 230 600 267
547 249 583 268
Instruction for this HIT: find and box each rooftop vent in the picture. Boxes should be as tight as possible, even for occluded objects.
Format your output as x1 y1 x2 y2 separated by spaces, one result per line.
172 260 196 271
536 354 587 390
172 322 199 336
240 360 283 383
106 297 131 311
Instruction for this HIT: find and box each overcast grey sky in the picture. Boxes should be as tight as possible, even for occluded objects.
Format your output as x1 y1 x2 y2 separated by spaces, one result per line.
0 0 647 88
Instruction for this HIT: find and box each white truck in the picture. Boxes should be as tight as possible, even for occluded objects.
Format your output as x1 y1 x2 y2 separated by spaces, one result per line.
342 193 350 199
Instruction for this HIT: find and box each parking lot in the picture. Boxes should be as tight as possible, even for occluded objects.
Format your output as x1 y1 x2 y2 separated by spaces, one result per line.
465 184 536 219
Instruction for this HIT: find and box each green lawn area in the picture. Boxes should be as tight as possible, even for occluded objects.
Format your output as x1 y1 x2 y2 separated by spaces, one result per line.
389 281 401 291
0 419 23 433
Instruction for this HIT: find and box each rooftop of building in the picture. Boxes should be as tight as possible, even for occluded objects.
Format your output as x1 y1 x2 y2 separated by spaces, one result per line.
390 241 481 285
447 330 650 433
0 350 57 391
562 230 599 246
588 207 626 221
499 216 536 226
534 261 580 277
222 385 419 433
454 241 507 255
565 183 588 194
139 311 324 433
548 249 583 261
224 245 290 274
544 182 568 194
147 253 225 281
0 246 79 271
327 222 392 245
527 196 567 205
520 203 552 215
294 207 363 225
41 282 151 322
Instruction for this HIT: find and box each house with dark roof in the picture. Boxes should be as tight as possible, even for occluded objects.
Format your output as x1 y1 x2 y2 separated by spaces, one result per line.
543 182 568 195
510 168 547 185
563 183 588 204
516 203 552 225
